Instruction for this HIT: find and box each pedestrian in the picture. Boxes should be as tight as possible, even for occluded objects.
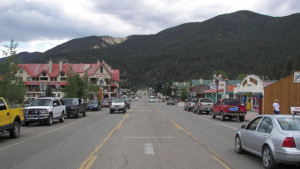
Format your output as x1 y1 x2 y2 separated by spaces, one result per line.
81 97 84 103
273 99 280 114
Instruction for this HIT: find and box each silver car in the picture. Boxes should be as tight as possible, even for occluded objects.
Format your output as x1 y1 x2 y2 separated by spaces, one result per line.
235 114 300 169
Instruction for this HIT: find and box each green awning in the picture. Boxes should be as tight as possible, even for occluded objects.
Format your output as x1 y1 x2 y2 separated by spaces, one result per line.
235 92 252 96
252 92 264 97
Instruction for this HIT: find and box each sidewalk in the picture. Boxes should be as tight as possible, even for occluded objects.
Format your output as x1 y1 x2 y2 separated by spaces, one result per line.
177 102 258 122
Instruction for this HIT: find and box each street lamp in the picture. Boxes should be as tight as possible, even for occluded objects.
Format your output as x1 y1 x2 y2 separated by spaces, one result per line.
213 74 222 102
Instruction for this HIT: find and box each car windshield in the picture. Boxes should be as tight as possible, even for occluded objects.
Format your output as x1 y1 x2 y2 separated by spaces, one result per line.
30 99 52 106
63 99 78 105
200 99 213 103
190 99 198 102
277 117 300 130
112 99 124 103
88 101 98 104
102 100 109 103
222 99 239 105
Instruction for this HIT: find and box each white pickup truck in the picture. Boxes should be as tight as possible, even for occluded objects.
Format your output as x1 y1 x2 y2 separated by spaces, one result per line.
23 97 66 126
193 98 214 114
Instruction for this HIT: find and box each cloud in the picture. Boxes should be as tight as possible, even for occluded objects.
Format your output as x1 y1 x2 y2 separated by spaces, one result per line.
0 0 299 55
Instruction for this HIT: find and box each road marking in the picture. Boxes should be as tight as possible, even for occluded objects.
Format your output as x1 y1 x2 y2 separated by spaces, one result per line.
0 113 101 152
78 105 135 169
124 137 173 139
212 156 231 169
139 110 152 111
144 143 155 154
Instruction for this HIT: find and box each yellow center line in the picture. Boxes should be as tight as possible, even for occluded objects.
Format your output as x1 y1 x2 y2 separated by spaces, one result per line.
78 104 136 169
212 156 231 169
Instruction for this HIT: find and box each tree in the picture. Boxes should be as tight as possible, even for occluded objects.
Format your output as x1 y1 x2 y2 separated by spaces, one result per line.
0 40 26 105
236 74 247 80
165 84 171 96
45 84 53 97
285 59 293 77
181 85 187 100
62 66 80 98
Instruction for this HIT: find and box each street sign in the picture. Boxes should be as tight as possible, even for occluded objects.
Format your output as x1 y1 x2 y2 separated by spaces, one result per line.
193 92 196 97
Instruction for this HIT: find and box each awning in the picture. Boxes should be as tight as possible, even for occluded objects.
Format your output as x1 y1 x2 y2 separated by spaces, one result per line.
24 82 67 86
252 92 264 97
235 92 252 96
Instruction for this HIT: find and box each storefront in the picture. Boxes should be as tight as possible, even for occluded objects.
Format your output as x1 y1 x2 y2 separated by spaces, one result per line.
234 74 274 113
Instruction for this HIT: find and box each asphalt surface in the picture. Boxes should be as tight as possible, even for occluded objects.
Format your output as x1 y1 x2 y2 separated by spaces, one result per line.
0 97 299 169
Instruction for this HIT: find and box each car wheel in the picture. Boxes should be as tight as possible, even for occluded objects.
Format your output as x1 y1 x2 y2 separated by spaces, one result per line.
240 116 245 122
128 106 130 109
206 111 209 114
123 109 126 114
67 115 70 117
75 112 79 119
220 112 225 121
110 110 113 114
9 121 20 138
235 135 245 154
83 110 86 116
59 111 64 122
46 114 53 126
24 121 30 126
212 113 216 119
262 146 277 169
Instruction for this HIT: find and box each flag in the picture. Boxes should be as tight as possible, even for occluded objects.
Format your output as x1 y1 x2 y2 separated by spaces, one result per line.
210 84 217 93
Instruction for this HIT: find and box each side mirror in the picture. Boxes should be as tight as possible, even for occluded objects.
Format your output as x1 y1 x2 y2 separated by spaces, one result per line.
54 103 57 106
241 125 246 129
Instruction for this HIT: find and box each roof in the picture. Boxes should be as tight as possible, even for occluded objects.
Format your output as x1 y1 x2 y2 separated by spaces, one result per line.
111 69 119 81
18 63 119 81
190 84 210 94
202 89 224 94
227 85 237 93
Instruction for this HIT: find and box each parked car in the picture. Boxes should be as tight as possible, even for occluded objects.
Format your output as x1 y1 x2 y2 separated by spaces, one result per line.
110 98 126 114
235 114 300 169
23 97 65 126
101 98 111 108
193 98 213 114
0 97 24 138
212 98 247 122
124 98 130 109
87 100 101 111
63 98 87 118
166 99 175 105
184 98 199 111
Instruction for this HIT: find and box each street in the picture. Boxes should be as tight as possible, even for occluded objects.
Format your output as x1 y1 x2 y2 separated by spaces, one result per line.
0 97 298 169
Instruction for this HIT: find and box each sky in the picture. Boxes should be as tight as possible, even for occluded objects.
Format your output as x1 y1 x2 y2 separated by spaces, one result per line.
0 0 299 58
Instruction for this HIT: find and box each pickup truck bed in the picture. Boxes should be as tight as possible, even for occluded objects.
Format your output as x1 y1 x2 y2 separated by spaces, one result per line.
212 99 247 122
193 98 213 114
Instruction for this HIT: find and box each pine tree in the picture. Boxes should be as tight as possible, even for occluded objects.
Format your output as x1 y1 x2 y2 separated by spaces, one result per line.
45 84 53 97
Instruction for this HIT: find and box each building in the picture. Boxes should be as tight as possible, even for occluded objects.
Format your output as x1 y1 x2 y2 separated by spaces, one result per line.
233 74 276 113
16 60 120 100
263 71 300 115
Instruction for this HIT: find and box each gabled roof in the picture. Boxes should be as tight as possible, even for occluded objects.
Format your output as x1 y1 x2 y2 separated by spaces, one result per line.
111 69 119 81
18 63 119 80
227 85 237 92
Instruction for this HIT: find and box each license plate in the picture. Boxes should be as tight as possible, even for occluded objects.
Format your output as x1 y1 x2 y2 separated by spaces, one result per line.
234 113 239 115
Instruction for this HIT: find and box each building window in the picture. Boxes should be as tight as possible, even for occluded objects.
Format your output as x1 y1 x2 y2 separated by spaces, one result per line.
27 77 32 81
50 77 57 81
60 78 67 81
42 72 46 76
27 93 31 97
100 67 103 73
19 69 23 74
32 93 35 97
33 77 39 81
61 72 65 76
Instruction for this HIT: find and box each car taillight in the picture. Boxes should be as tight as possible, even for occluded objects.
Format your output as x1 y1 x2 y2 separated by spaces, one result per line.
282 137 296 148
200 103 202 106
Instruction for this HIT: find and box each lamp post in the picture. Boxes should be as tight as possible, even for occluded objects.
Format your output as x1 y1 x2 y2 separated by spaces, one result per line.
213 74 222 102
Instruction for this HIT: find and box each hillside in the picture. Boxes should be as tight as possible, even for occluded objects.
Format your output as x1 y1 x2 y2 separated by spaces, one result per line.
0 52 41 63
19 11 300 90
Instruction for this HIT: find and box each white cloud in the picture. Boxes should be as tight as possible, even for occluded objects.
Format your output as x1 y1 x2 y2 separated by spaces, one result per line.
0 0 299 56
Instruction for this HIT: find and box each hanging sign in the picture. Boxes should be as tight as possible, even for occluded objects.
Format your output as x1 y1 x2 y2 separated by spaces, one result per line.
294 72 300 83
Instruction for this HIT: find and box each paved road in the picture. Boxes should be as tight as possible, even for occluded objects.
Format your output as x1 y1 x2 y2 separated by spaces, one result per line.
0 97 298 169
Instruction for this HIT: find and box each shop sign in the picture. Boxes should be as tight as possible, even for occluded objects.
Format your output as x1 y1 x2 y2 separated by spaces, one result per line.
294 72 300 83
291 107 300 115
247 84 251 86
242 79 247 87
249 77 258 85
94 73 108 78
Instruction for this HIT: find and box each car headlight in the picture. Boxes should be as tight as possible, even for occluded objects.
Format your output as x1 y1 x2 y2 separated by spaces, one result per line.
39 109 49 114
71 107 77 110
93 105 97 108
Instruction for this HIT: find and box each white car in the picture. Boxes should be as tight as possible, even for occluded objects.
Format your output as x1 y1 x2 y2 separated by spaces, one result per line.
135 97 139 100
149 96 155 103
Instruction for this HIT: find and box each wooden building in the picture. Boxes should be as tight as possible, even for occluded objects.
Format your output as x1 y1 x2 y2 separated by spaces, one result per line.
263 71 300 114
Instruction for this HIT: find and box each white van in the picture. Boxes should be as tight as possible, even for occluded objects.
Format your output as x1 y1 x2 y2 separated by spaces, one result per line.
149 96 156 103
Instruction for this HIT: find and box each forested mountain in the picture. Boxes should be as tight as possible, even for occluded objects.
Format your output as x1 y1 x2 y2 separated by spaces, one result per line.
13 11 300 90
0 52 41 63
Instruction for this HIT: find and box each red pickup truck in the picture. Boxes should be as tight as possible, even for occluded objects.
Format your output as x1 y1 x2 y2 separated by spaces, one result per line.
212 98 247 122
